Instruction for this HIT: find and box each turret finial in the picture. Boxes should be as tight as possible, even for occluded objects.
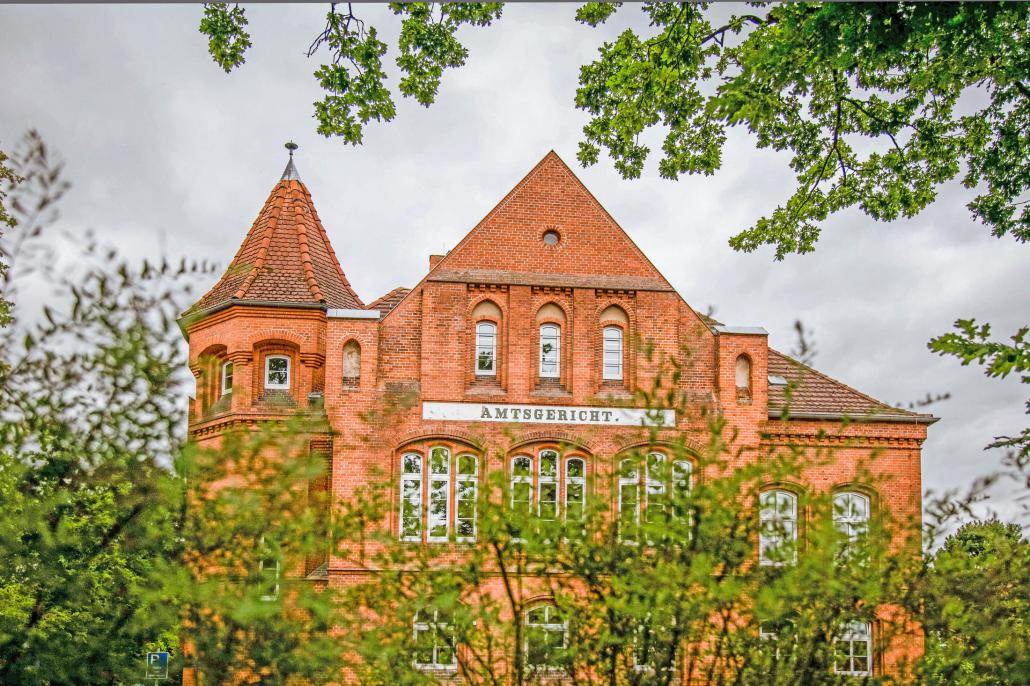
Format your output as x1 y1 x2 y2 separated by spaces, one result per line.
281 141 301 181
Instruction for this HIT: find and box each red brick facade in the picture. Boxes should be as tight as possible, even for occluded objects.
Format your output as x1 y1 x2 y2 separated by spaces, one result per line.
184 151 934 681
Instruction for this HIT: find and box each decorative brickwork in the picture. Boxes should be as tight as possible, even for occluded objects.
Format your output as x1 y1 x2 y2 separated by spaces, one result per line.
183 150 934 682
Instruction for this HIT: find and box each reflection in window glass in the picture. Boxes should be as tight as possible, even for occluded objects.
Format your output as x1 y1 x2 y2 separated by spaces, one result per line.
427 447 450 542
759 490 797 565
525 605 566 669
539 324 561 378
414 608 456 670
400 453 422 541
475 322 496 376
265 355 290 389
456 455 478 541
834 621 872 676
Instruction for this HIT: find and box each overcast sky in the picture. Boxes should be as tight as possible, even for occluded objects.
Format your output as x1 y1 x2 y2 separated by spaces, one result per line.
2 3 1026 524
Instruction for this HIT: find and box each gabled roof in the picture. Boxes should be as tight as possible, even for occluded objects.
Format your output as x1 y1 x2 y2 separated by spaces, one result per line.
187 160 363 316
767 349 935 423
368 287 410 318
426 151 675 292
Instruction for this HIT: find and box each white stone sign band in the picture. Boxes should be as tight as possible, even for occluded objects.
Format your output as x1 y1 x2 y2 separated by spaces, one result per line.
422 401 675 427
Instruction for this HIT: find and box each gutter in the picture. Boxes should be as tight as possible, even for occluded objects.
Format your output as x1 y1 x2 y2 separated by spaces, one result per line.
768 410 938 425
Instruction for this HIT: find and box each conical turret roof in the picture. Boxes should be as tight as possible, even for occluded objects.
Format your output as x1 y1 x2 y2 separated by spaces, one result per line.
188 159 363 316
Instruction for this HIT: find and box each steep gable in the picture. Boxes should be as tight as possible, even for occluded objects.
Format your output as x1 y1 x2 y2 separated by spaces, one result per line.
428 151 674 292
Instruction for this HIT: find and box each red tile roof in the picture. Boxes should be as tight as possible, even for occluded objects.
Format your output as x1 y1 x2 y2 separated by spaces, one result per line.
368 287 410 318
188 169 363 315
767 349 934 422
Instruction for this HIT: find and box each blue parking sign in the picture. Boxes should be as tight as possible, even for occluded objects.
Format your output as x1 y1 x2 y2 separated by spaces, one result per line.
145 652 169 679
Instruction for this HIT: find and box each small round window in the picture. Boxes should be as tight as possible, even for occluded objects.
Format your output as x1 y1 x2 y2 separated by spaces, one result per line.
542 229 560 246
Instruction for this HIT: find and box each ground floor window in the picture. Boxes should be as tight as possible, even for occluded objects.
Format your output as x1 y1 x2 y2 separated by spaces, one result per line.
525 604 566 670
834 621 872 676
413 608 456 670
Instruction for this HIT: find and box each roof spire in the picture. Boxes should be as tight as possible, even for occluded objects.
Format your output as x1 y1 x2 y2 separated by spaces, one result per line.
281 140 301 181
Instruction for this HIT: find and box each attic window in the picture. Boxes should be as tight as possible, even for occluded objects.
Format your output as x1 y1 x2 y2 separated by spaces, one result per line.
542 229 560 246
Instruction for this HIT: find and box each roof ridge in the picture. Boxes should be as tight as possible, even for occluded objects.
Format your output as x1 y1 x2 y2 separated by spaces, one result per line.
231 182 286 300
768 348 924 417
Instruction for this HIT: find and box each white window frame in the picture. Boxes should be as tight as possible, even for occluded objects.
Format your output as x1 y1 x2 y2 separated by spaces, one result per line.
220 360 233 396
258 537 280 602
618 458 640 542
538 449 560 521
511 455 534 512
264 354 291 390
833 491 870 546
455 454 478 542
539 324 561 378
524 604 567 670
672 459 693 524
602 325 624 381
427 447 451 543
759 489 798 566
645 452 667 525
399 453 423 542
413 609 457 671
564 458 586 523
834 621 872 676
475 321 497 376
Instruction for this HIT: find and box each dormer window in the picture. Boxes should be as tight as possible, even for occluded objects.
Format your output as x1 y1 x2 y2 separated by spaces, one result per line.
220 361 234 396
265 355 291 389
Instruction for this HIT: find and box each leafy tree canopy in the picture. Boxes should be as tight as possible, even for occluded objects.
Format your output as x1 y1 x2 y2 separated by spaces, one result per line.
198 2 1028 258
921 520 1030 685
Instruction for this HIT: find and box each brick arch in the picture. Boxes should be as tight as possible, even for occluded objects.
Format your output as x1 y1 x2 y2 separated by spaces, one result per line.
253 335 303 351
395 429 484 452
614 437 704 458
508 431 594 454
594 297 637 390
466 294 508 388
830 482 881 516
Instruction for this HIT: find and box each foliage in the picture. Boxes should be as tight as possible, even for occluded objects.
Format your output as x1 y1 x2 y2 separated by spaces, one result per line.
575 2 1029 258
177 414 352 685
920 520 1030 685
198 2 502 145
335 369 922 686
930 320 1029 471
0 171 190 682
199 3 252 73
0 146 18 328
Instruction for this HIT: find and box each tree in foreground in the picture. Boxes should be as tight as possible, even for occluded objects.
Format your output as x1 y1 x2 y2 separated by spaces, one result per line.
330 371 923 686
920 520 1030 686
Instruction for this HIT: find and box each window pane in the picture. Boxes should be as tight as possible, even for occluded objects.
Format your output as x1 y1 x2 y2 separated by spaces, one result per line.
430 447 450 475
539 324 561 378
403 454 422 475
540 450 558 477
539 483 558 520
603 326 623 380
266 357 289 387
457 454 477 475
513 456 532 477
566 458 584 479
476 322 496 375
428 478 449 540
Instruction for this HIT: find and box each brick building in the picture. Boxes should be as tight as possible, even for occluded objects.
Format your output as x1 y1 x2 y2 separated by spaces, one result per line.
184 150 934 680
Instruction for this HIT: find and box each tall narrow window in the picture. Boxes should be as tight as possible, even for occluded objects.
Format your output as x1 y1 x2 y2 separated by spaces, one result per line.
456 454 478 541
834 622 872 676
258 537 279 602
565 458 586 523
619 459 640 542
525 605 566 670
539 324 561 378
759 489 798 565
511 456 534 514
427 447 451 542
602 326 624 381
539 449 559 520
221 361 234 396
414 608 456 670
400 453 423 541
645 452 667 525
672 460 693 521
264 355 290 389
833 492 870 547
342 340 361 387
475 321 497 376
735 355 752 402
